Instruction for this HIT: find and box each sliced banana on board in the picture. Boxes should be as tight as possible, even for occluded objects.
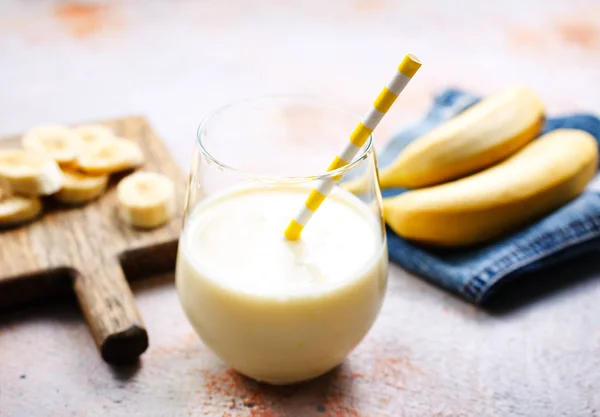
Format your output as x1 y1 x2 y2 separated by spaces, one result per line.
0 177 10 196
0 150 64 196
0 194 42 227
76 138 144 175
72 124 115 147
22 125 83 165
0 184 9 200
117 171 175 228
54 169 109 204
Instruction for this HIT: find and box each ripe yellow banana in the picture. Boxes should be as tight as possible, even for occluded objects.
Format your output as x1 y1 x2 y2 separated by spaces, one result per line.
0 150 64 196
54 169 109 204
384 129 598 247
378 86 545 189
76 138 144 175
117 171 175 228
0 194 42 227
22 125 83 165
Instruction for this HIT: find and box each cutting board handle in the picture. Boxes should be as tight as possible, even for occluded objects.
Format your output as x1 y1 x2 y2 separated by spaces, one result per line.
73 258 148 364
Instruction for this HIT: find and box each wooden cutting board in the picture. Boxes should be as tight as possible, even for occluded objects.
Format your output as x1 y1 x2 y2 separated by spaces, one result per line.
0 116 186 364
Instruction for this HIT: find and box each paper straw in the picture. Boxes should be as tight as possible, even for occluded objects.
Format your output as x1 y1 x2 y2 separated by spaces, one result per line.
284 54 421 241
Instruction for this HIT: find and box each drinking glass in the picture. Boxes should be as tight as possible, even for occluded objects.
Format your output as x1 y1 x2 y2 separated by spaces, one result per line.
176 96 388 385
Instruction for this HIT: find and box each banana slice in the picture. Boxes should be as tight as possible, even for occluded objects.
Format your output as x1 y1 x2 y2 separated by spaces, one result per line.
0 195 42 227
0 177 10 196
0 150 64 196
76 138 144 174
117 171 175 228
72 124 115 147
54 169 109 204
22 125 83 165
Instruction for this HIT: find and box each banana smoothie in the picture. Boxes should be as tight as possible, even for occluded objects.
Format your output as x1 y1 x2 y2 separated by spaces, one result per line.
176 184 388 384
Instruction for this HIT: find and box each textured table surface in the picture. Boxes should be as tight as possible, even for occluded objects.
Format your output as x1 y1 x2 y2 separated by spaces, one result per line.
1 1 600 416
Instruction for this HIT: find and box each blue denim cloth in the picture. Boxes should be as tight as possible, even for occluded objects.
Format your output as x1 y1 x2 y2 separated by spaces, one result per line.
382 89 600 304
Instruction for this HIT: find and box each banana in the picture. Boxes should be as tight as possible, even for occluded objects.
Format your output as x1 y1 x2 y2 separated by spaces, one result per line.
0 195 42 227
22 125 83 165
378 86 545 189
0 150 64 196
117 171 175 228
76 138 144 175
72 124 115 147
54 169 109 204
384 129 598 247
0 184 9 200
341 175 371 195
0 177 10 196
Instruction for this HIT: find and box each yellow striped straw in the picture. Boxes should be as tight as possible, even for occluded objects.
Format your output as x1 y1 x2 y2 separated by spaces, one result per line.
284 53 421 241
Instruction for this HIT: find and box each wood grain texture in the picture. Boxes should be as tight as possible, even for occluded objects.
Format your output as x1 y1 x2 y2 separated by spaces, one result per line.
0 116 186 364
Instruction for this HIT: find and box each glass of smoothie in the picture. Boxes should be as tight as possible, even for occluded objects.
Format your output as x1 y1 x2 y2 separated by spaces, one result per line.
176 96 388 385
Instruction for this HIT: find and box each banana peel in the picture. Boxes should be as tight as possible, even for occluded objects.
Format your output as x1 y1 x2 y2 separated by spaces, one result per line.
377 86 545 189
383 129 599 247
